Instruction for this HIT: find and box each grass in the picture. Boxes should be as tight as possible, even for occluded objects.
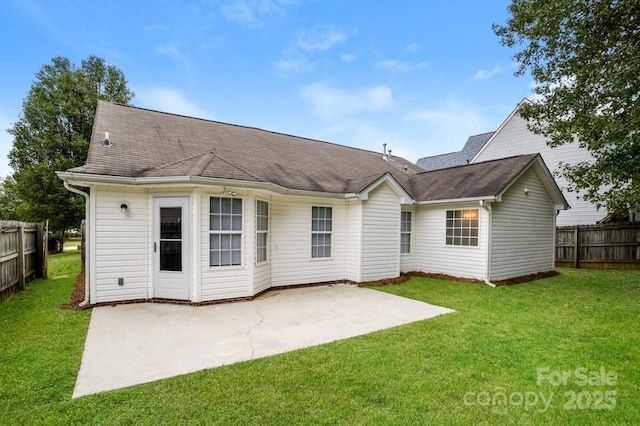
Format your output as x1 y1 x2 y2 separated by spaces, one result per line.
63 238 81 251
1 253 639 425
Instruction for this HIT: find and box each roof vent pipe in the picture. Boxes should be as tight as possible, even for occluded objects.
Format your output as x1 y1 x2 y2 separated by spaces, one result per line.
382 143 392 161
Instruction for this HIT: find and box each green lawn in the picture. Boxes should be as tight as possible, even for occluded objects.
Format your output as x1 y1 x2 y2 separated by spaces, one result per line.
1 253 638 425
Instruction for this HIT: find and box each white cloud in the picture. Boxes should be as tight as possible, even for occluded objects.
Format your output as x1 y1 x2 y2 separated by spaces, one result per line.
376 59 430 72
155 42 182 58
296 29 347 52
221 0 293 27
405 43 421 53
340 53 357 63
274 26 348 75
473 65 504 80
136 88 210 119
406 100 491 152
274 57 314 74
300 82 394 119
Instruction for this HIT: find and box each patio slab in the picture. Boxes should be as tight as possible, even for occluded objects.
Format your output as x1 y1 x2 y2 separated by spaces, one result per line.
73 284 453 398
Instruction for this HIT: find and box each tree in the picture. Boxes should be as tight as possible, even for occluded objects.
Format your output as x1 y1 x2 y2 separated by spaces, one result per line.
494 0 640 214
0 177 20 220
7 56 134 233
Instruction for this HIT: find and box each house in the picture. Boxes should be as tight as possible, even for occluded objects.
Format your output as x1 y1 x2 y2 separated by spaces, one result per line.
57 101 567 305
416 100 604 226
416 132 494 171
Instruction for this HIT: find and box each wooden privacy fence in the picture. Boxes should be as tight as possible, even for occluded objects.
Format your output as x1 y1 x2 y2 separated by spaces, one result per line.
0 220 48 301
556 223 640 269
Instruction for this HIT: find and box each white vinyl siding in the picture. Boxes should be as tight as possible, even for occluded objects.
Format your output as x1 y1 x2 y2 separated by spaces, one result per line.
345 200 362 282
92 187 149 303
415 204 488 280
361 183 401 282
473 109 602 225
490 167 556 281
270 196 347 286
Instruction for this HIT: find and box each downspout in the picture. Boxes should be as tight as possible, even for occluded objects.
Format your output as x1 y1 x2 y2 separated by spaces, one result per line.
63 181 91 307
479 200 496 288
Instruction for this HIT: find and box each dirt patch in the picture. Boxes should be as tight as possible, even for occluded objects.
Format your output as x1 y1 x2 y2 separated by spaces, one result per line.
491 270 560 286
362 270 560 288
357 275 411 287
405 271 485 284
61 273 87 310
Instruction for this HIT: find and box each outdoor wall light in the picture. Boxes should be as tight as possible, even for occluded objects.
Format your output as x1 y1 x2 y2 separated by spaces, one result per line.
524 188 530 195
120 203 129 213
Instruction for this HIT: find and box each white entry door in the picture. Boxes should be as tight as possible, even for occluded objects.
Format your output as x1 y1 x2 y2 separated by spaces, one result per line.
153 197 190 300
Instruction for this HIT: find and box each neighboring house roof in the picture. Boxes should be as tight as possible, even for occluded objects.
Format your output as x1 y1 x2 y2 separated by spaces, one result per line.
415 131 494 171
62 101 566 207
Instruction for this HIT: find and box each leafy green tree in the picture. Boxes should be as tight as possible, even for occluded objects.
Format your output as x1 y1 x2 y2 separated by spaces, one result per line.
0 177 20 220
494 0 640 213
7 56 134 233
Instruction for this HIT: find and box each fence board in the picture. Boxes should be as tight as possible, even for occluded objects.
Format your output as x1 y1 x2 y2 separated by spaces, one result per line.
0 220 47 301
556 223 640 269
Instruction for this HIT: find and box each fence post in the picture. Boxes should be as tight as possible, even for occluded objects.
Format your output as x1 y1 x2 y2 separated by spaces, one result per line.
573 227 580 269
17 226 25 289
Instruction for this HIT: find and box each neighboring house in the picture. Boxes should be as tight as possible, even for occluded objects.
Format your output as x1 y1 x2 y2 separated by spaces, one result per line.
416 132 494 171
418 100 604 226
57 101 567 305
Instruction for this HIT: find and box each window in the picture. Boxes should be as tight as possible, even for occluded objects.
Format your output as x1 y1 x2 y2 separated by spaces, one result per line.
256 200 269 263
311 206 332 258
209 197 242 266
401 211 412 254
446 209 479 246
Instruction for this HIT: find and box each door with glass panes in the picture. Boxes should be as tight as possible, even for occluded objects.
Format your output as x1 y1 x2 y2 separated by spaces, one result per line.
153 197 190 300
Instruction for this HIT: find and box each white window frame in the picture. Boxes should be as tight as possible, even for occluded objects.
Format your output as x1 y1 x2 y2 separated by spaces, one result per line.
445 209 479 247
209 196 243 267
256 199 269 264
401 211 412 254
311 206 332 259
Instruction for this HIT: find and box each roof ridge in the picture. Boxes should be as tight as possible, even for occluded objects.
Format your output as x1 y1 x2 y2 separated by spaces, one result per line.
99 101 401 160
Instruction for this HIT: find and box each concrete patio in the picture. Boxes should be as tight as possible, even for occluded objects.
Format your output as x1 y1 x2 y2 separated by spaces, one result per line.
73 284 454 398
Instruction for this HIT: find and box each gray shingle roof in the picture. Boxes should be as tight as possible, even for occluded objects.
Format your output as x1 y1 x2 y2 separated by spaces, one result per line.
416 131 494 171
411 154 538 202
70 101 423 195
67 102 543 203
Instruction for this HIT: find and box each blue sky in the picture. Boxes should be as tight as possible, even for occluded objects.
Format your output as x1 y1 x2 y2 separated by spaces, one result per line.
0 0 533 179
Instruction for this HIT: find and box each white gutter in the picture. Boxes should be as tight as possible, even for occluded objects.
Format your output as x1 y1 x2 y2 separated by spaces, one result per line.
57 172 358 200
63 181 91 307
418 195 500 206
479 200 496 288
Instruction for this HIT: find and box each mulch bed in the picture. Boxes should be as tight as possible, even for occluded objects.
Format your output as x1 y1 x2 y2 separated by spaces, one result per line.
62 269 561 309
61 273 86 310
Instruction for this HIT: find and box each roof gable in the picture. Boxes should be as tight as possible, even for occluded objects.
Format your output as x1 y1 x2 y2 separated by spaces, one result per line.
412 154 542 203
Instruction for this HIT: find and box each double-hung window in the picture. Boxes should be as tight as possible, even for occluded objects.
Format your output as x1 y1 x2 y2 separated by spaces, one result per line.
311 206 332 258
210 197 242 266
256 200 269 263
401 211 412 254
445 209 479 247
